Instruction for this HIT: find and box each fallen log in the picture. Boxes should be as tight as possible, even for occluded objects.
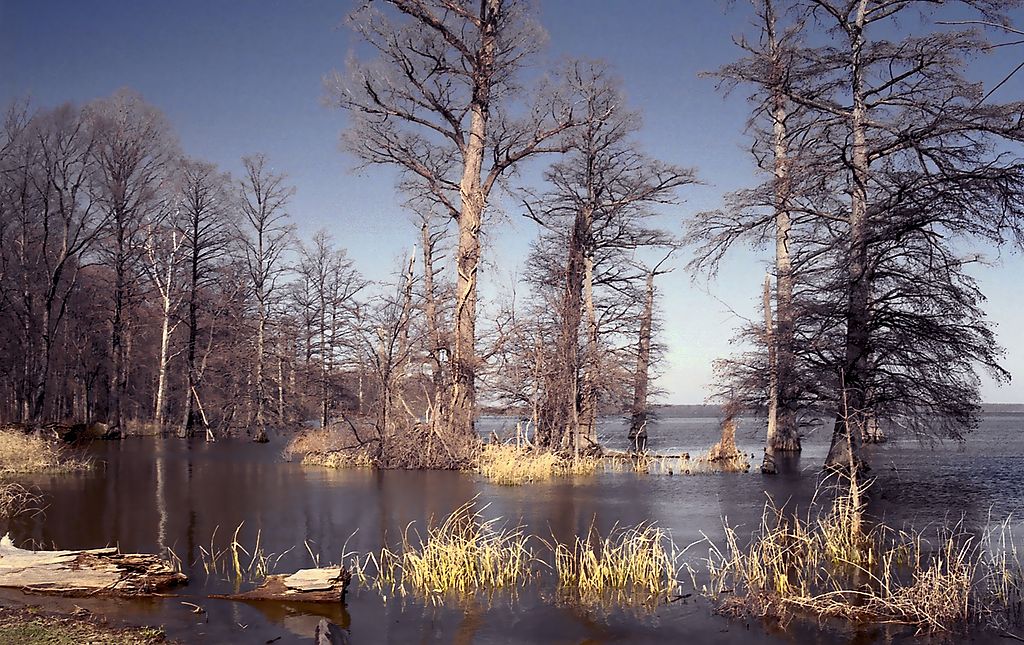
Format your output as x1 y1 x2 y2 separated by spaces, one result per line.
0 534 186 596
211 567 351 603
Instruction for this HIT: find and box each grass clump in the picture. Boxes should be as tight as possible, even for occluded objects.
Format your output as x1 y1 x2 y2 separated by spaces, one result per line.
0 482 41 517
285 427 376 469
0 430 90 475
476 442 598 485
353 501 535 602
705 478 1024 634
198 523 294 590
0 606 168 644
551 522 683 608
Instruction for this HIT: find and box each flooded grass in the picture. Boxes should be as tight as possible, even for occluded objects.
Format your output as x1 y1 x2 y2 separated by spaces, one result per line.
352 500 535 603
704 478 1024 634
0 481 41 517
550 522 684 608
0 430 91 475
476 443 599 485
197 523 294 589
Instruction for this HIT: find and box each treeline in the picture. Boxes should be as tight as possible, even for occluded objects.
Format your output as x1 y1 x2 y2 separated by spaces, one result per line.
3 0 1024 473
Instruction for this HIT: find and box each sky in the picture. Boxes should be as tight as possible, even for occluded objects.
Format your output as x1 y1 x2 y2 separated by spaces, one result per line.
3 0 1023 404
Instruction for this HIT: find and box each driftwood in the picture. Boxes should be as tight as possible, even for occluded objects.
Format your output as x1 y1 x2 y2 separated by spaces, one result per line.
211 567 350 603
0 534 186 596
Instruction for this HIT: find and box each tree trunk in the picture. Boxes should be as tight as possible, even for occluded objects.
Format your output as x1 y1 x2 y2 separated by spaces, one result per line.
761 274 781 473
449 0 498 445
766 8 801 457
109 239 126 437
629 271 655 452
826 2 870 472
580 240 599 451
154 296 171 428
253 299 268 443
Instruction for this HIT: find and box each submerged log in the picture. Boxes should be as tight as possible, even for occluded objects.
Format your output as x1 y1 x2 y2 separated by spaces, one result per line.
211 567 351 603
0 534 186 596
315 617 351 645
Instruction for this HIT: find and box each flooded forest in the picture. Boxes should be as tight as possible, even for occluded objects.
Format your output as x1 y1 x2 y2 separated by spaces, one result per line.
3 0 1024 643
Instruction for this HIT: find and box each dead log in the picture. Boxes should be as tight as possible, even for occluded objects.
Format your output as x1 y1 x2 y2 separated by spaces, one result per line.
210 567 350 603
315 617 351 645
0 534 186 596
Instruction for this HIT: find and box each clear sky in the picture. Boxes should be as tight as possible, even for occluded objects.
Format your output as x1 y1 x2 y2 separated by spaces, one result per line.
3 0 1023 403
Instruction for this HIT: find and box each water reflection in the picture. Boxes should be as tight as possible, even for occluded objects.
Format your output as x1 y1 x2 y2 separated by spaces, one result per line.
0 415 1020 643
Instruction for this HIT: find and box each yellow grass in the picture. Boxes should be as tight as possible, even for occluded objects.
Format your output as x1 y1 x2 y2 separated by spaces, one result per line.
285 427 376 469
352 500 534 602
705 479 1024 632
551 522 683 608
0 430 91 475
0 482 40 517
476 443 599 485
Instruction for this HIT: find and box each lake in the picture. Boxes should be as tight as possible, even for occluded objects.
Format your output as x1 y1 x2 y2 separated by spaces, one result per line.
2 414 1022 643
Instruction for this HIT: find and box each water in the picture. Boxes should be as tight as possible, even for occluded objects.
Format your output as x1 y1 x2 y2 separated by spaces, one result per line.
2 414 1022 644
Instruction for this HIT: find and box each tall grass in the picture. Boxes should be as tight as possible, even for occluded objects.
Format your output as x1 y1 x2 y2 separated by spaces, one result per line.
550 522 683 608
0 430 91 475
705 478 1024 633
476 443 597 485
0 482 40 517
352 501 535 602
198 523 294 590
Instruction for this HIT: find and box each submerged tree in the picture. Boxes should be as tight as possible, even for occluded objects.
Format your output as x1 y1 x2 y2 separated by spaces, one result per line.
525 63 695 455
328 0 580 444
694 0 1024 471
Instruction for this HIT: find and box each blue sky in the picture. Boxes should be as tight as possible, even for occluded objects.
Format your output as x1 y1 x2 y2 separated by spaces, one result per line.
3 0 1023 403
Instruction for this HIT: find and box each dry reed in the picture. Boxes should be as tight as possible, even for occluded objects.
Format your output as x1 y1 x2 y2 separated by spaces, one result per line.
476 442 598 485
0 482 41 517
705 478 1024 633
0 430 91 475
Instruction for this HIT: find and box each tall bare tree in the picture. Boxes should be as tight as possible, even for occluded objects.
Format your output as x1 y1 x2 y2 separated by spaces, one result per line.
175 158 236 438
87 90 177 436
239 154 294 443
328 0 581 442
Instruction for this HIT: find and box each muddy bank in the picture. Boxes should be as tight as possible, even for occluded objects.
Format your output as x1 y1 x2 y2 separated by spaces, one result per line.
0 604 173 644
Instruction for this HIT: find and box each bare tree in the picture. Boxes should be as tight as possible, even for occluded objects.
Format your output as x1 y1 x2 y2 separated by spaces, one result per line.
87 90 177 436
239 154 294 443
294 229 365 429
175 158 236 438
327 0 581 442
524 63 695 455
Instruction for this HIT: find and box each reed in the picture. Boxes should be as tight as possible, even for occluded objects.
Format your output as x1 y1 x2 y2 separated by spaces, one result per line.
0 430 91 475
302 448 376 469
476 442 598 485
551 522 683 608
351 501 535 602
197 523 294 588
0 482 40 517
705 478 1024 633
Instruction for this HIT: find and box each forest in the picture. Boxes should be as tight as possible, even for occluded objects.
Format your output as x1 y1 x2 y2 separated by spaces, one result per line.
4 0 1023 475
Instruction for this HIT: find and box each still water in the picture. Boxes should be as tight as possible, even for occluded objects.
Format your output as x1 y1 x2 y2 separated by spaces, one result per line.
2 414 1022 644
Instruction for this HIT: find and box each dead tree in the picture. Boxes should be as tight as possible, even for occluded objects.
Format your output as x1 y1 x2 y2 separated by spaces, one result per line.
628 251 675 452
87 90 177 436
525 63 695 455
175 158 236 438
239 154 294 443
328 0 581 443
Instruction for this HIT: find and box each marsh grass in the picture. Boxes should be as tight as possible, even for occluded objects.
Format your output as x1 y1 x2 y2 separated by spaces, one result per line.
549 522 684 609
198 523 294 590
476 443 598 485
705 478 1024 633
0 482 41 517
0 430 91 475
351 501 534 603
